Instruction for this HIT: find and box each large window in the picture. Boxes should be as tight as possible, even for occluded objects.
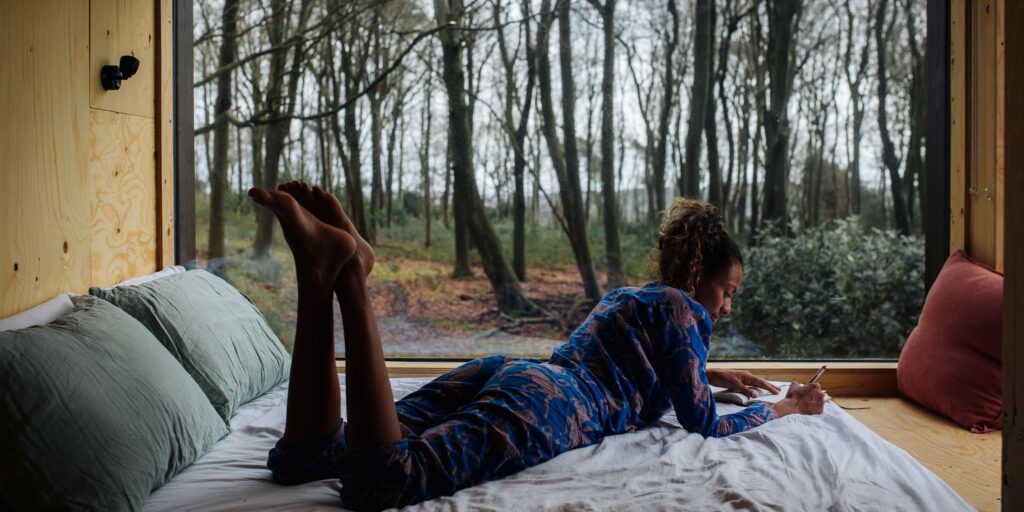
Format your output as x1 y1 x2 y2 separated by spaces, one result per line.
191 0 927 360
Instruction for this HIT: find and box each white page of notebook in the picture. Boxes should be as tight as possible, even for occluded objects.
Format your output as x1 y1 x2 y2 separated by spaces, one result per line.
710 380 791 405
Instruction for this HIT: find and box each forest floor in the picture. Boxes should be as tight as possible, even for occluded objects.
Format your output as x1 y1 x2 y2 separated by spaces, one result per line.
302 256 592 358
225 251 763 359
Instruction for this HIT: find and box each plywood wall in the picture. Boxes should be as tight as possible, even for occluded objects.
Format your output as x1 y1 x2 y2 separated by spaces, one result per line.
951 0 1005 271
0 0 175 317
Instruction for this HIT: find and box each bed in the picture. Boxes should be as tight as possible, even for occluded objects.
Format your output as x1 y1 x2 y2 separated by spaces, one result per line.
0 271 973 511
145 376 972 511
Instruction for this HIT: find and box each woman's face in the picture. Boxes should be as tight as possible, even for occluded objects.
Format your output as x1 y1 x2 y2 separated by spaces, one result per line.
693 262 743 325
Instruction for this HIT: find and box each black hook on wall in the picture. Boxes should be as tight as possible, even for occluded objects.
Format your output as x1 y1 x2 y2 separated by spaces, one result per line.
100 55 141 91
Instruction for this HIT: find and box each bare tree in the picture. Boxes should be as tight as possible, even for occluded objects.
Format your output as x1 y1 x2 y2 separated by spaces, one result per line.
419 53 434 248
842 0 872 216
537 0 601 301
255 0 314 258
652 0 679 213
679 0 714 199
208 0 241 260
587 0 624 288
902 0 925 230
435 0 538 314
874 0 910 235
494 0 536 282
760 0 802 230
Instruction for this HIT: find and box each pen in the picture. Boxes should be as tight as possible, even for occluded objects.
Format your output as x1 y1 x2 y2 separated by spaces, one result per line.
806 364 828 384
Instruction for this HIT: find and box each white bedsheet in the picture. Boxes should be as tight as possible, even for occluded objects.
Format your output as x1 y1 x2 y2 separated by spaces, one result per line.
145 377 972 511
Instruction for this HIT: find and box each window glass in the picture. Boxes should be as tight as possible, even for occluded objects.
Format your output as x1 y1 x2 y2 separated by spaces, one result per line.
193 0 925 359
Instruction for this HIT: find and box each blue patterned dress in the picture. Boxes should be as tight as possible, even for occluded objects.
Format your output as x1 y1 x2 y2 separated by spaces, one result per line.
268 283 776 510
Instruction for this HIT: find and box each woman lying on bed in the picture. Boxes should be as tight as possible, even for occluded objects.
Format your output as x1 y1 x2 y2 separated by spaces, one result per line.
248 182 826 510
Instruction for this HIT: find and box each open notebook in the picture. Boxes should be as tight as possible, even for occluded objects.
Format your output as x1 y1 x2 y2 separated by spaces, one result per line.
711 380 832 407
710 381 791 406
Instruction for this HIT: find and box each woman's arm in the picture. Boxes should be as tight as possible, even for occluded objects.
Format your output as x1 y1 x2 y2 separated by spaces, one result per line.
647 292 778 437
662 347 777 437
768 383 827 417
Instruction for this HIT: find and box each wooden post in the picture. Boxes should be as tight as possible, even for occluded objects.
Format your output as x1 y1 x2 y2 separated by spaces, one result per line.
925 0 951 292
950 0 966 254
174 0 196 266
1003 0 1023 508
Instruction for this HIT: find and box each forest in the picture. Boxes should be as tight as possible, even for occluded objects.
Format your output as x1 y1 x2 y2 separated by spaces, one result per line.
193 0 926 359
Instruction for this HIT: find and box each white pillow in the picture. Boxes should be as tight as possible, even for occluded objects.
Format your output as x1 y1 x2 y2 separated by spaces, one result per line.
0 294 74 332
112 265 187 288
0 267 185 332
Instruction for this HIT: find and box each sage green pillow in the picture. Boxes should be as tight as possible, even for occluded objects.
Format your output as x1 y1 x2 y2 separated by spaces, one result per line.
0 295 227 511
91 269 290 422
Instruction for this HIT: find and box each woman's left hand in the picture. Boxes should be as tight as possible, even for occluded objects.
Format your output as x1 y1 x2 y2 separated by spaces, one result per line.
706 368 781 398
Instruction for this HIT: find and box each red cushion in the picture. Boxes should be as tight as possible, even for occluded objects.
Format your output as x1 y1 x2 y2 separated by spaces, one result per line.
897 250 1003 433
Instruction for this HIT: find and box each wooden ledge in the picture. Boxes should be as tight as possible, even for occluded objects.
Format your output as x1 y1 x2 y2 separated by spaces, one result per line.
841 397 1001 511
336 360 898 397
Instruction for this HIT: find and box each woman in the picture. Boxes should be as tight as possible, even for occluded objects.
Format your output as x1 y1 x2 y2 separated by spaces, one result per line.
248 182 826 510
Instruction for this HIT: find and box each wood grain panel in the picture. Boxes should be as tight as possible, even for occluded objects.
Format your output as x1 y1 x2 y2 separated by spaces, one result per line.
88 109 158 288
844 398 1000 511
951 0 967 253
0 0 91 318
90 0 157 118
156 0 175 266
996 0 1005 273
968 0 999 267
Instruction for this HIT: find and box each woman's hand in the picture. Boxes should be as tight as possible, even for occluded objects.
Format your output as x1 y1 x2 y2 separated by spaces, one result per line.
771 383 827 418
706 368 781 397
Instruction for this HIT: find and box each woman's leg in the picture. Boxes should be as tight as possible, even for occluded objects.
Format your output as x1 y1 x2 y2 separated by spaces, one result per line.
278 182 402 449
394 355 513 435
248 186 356 448
338 361 607 509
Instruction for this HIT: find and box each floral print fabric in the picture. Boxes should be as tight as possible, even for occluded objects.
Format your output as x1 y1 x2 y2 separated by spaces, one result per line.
268 283 775 510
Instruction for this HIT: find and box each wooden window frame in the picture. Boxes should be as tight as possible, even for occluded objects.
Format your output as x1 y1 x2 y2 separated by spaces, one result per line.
172 0 947 390
926 0 951 292
174 0 196 266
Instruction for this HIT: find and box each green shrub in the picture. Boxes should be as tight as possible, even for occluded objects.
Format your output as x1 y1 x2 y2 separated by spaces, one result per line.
730 219 924 359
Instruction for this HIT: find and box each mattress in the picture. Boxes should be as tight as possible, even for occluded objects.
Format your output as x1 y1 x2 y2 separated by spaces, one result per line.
144 377 972 511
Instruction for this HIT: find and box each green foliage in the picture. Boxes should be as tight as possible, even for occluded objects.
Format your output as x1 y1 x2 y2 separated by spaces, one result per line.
731 219 924 358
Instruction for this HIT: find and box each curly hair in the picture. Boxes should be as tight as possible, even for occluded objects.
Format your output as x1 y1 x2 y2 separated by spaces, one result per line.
649 198 743 295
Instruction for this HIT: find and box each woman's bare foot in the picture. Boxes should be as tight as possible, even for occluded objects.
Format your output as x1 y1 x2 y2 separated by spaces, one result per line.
248 186 357 296
277 181 374 281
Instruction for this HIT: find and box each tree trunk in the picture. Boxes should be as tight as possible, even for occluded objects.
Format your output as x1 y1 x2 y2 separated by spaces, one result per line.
537 0 601 301
421 59 434 248
704 6 723 207
254 0 312 258
843 0 871 217
435 0 536 313
448 130 472 277
652 0 679 214
340 39 370 241
903 0 925 231
734 52 753 231
208 0 240 261
760 0 802 231
680 0 713 199
716 4 744 213
874 0 911 235
386 86 404 228
592 0 624 288
369 88 383 244
496 0 536 282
